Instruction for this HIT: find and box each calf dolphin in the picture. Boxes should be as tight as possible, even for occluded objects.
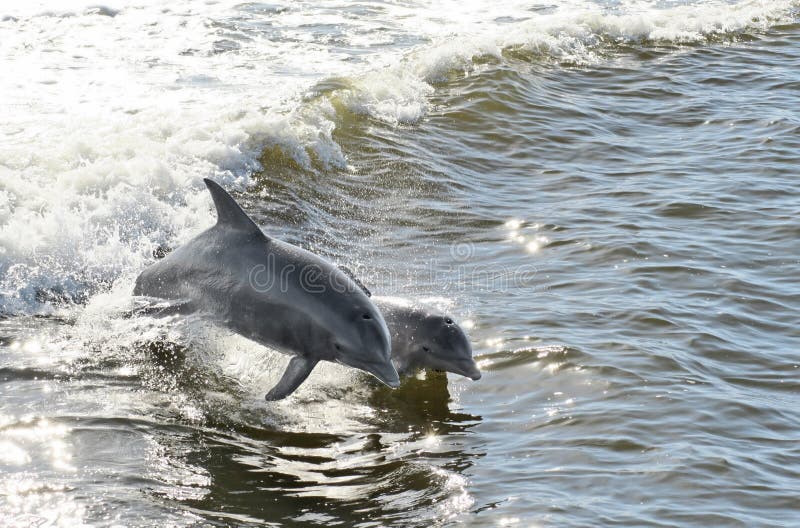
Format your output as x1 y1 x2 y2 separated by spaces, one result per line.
335 267 480 381
134 179 399 400
374 297 481 381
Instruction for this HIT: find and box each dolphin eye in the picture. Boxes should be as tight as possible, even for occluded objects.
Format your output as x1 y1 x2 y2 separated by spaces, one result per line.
362 314 372 320
335 343 342 351
444 318 454 325
422 346 431 353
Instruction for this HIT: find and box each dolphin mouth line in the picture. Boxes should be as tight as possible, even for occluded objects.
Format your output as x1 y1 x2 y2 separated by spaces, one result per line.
370 370 401 388
449 361 482 381
368 362 400 387
340 358 400 388
427 350 481 380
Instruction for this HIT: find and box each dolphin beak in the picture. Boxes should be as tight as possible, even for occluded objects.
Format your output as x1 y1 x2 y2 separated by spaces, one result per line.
452 360 482 381
363 360 401 388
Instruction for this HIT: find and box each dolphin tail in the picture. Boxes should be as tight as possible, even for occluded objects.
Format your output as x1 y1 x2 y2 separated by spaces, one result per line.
265 356 318 401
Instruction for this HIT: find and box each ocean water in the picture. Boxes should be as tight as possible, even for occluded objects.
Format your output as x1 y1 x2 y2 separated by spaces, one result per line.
1 0 799 526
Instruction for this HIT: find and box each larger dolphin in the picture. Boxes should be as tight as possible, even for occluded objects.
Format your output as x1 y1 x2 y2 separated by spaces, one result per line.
134 179 399 400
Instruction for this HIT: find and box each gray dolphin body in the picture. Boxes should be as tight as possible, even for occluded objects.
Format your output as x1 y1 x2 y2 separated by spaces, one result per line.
333 270 481 381
134 179 399 400
376 298 481 380
368 295 481 381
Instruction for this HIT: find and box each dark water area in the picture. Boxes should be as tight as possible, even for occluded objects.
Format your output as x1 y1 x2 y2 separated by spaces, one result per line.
1 2 800 527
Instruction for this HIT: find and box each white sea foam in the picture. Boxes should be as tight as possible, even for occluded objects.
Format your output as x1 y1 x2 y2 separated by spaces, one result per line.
0 1 353 313
1 0 796 314
340 0 797 123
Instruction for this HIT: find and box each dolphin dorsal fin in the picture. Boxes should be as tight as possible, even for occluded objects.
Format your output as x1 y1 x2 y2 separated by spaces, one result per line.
203 178 265 236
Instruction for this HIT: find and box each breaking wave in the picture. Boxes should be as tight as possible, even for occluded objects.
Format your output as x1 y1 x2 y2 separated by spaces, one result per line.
1 0 796 314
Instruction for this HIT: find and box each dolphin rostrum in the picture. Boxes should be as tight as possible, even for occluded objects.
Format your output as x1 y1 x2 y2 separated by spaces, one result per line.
134 179 400 400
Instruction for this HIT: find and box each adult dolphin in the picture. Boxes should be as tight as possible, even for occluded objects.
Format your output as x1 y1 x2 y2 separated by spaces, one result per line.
134 179 399 400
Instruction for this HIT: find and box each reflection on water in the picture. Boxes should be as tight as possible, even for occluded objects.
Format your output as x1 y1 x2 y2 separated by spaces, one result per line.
175 370 483 526
0 317 483 527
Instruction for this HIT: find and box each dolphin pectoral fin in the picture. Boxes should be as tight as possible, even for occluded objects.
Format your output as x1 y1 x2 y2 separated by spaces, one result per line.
264 356 317 401
338 265 371 297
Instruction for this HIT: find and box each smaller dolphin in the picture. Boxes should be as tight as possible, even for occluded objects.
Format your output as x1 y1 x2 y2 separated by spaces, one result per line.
134 179 399 400
335 268 480 381
375 297 481 380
